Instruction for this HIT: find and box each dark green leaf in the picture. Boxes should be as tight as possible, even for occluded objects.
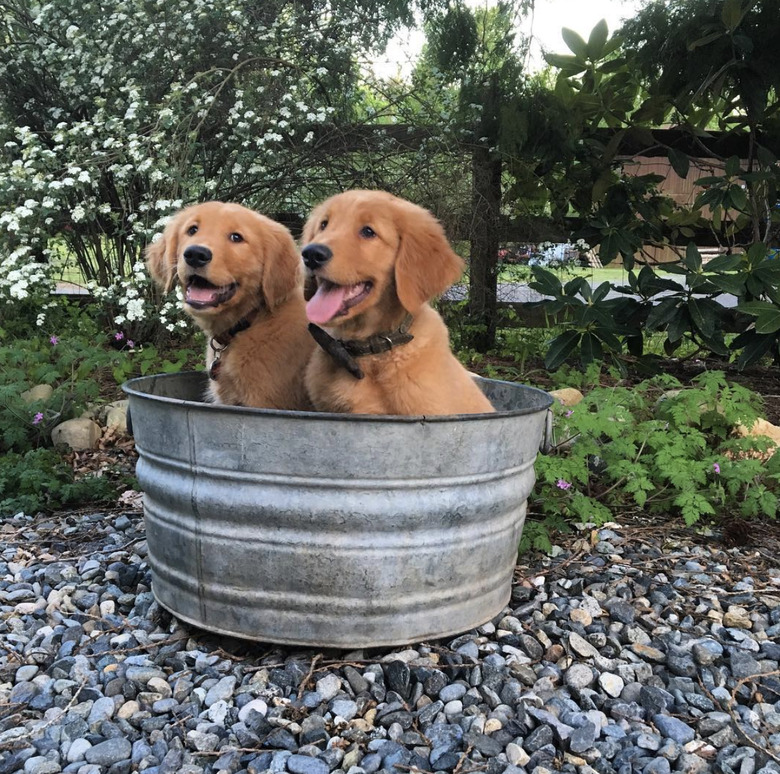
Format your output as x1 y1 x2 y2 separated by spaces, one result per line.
598 57 626 73
698 332 730 356
529 267 563 298
598 233 620 263
756 309 780 334
756 145 777 167
646 298 680 330
734 332 775 369
580 332 603 365
695 188 723 208
545 329 582 370
688 298 715 337
587 19 609 60
738 300 777 316
664 337 682 355
725 155 741 176
626 334 643 357
705 253 743 272
746 275 765 297
544 53 587 73
597 328 623 351
753 263 780 284
667 309 689 343
544 299 569 316
688 30 723 49
708 275 745 295
592 282 611 303
564 277 590 298
668 148 689 179
721 0 745 32
561 27 588 58
747 242 766 266
687 273 713 291
625 270 638 292
729 185 748 211
683 243 702 273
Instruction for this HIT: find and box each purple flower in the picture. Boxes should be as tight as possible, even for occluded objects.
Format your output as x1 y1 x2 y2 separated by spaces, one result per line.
33 412 44 425
713 462 721 474
114 331 124 341
565 410 574 417
127 339 135 348
556 479 572 490
49 335 59 345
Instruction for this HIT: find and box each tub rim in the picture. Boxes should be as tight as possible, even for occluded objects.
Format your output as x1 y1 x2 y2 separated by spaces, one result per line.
122 370 553 423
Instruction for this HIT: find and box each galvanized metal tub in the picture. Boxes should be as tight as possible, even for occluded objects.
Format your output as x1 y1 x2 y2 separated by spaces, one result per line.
123 372 552 648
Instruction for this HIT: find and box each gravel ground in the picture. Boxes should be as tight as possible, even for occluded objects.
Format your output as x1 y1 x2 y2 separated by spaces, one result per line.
1 510 780 774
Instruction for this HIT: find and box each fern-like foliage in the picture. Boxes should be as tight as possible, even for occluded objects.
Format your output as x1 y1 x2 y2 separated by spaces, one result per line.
522 371 778 551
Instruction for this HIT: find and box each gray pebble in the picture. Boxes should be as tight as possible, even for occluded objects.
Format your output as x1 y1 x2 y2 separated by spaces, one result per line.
203 675 236 706
287 754 329 774
315 674 342 702
438 683 468 702
653 714 696 744
85 738 132 767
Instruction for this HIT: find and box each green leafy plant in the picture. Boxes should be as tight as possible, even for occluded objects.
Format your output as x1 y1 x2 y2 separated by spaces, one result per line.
0 322 200 456
528 266 639 369
526 5 780 370
0 318 202 514
0 448 128 515
522 370 778 550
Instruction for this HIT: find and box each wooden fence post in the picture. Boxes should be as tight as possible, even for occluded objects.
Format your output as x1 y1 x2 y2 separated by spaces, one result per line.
466 75 502 352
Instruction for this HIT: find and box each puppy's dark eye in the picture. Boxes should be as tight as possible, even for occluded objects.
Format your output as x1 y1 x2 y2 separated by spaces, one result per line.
186 224 198 236
360 226 376 239
229 232 243 243
319 220 328 231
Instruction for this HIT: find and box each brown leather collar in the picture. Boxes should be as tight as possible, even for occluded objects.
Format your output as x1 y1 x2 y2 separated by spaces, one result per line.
308 314 414 380
209 306 263 380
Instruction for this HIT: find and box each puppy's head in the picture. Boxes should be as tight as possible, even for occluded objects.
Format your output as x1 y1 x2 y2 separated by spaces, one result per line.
301 190 463 329
145 202 300 326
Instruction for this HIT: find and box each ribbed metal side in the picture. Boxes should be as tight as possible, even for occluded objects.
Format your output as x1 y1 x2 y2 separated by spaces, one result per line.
124 372 552 647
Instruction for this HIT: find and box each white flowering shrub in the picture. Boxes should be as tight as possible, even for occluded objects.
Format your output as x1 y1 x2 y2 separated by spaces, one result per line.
0 0 421 335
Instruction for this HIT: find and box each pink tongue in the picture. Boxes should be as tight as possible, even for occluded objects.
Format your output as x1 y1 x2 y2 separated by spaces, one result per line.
187 285 221 304
306 284 348 324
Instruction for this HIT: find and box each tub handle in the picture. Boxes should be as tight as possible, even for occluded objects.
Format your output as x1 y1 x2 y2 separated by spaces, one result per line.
538 408 554 454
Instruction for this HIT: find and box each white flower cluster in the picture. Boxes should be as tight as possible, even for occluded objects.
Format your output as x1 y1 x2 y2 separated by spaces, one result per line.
0 0 422 334
0 247 53 301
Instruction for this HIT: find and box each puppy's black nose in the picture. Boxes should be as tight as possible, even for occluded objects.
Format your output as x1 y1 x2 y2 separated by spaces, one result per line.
184 245 212 268
301 243 332 270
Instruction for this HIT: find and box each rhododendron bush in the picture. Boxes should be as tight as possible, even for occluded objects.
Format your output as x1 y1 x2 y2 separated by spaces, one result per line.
0 0 425 334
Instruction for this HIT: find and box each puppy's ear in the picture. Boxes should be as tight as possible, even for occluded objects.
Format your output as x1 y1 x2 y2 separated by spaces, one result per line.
145 213 181 293
394 203 465 312
262 220 302 310
301 202 325 245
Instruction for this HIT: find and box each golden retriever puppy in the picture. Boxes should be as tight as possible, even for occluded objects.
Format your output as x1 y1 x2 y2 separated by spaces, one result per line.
146 201 313 410
301 190 495 415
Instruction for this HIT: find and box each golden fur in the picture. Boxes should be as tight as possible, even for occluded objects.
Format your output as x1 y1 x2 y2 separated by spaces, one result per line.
302 190 495 415
146 201 313 410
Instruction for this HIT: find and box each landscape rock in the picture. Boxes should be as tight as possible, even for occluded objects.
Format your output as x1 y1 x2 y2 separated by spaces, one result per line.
50 417 101 450
0 511 777 774
21 384 54 403
549 387 584 407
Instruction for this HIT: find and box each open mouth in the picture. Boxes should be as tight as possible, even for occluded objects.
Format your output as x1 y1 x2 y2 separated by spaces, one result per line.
306 277 373 325
185 275 238 309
